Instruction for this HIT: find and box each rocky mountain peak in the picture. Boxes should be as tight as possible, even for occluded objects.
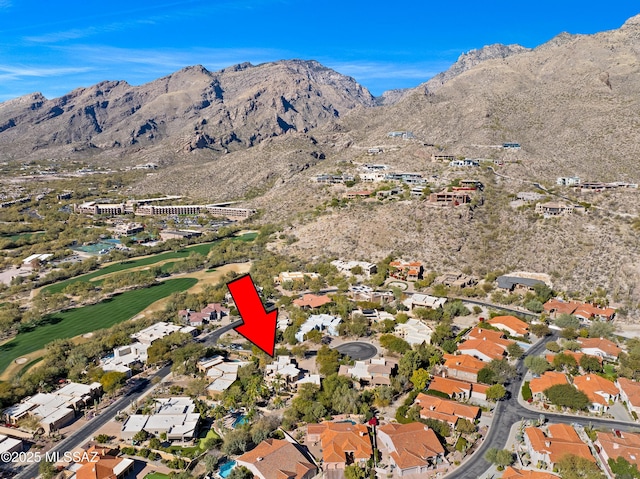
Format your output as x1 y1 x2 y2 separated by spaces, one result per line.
422 43 529 95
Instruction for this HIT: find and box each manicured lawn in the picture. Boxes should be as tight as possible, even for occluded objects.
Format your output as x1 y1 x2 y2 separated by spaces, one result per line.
144 473 170 479
0 231 45 241
43 232 256 294
0 278 197 374
198 428 221 450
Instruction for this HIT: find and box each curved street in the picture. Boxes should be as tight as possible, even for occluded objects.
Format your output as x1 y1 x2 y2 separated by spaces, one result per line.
446 332 640 478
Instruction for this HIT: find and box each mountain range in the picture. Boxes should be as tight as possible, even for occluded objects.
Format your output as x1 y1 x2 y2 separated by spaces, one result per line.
2 14 640 308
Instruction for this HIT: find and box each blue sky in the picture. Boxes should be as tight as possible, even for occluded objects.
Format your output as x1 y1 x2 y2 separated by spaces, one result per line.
0 1 638 101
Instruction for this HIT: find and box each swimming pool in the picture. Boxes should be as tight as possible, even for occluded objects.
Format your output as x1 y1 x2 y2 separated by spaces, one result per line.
219 460 236 478
232 415 248 428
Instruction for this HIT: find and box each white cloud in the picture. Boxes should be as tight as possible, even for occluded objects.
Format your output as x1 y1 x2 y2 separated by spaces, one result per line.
54 44 288 72
0 64 93 81
324 60 452 81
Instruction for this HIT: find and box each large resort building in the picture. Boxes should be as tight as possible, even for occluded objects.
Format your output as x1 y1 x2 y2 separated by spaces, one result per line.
75 202 256 220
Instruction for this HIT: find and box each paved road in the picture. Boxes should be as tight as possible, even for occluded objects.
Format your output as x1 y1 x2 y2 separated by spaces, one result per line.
334 342 378 360
446 332 640 479
13 321 240 479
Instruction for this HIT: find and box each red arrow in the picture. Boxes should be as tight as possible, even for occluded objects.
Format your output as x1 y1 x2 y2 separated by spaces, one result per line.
226 274 277 356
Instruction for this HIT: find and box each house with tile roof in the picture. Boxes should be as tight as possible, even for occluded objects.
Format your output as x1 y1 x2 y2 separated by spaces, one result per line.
338 358 397 386
237 438 317 479
578 337 622 361
501 467 560 479
487 316 530 337
414 393 480 427
389 260 423 281
179 303 229 326
293 294 333 309
307 422 373 470
529 372 569 401
377 423 446 476
595 430 640 472
524 424 594 468
457 329 513 362
428 377 472 400
573 374 619 413
73 444 134 479
443 354 485 383
616 378 640 417
543 299 615 321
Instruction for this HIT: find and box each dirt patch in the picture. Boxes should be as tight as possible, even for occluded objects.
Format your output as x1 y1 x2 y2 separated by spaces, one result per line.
132 262 252 316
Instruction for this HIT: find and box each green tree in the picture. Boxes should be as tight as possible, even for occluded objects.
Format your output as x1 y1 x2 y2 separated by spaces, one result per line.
555 313 580 329
316 345 340 376
588 321 616 339
39 461 57 479
553 353 578 372
228 465 255 479
525 299 544 313
556 454 605 479
456 418 476 434
477 367 497 385
507 343 524 359
100 370 127 394
579 355 603 373
379 334 411 354
410 368 430 391
546 341 561 353
487 359 517 384
530 323 551 337
204 453 221 474
544 384 590 410
608 456 640 479
344 465 367 479
486 384 507 401
524 356 552 376
222 428 252 455
484 448 514 467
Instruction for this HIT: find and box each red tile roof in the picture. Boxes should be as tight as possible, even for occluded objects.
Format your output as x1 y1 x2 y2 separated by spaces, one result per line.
457 337 509 361
502 467 560 479
525 424 594 464
573 374 619 405
487 316 529 336
596 430 640 470
313 422 372 465
529 372 569 395
414 393 480 425
378 422 444 470
616 378 640 409
578 337 622 358
443 354 485 375
545 350 602 366
428 376 471 397
237 439 317 479
293 294 333 308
